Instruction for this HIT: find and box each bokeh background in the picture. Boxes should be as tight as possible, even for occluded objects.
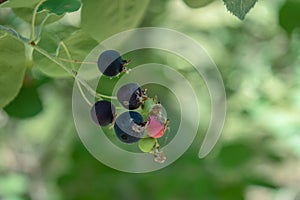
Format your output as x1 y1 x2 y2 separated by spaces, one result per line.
1 0 300 199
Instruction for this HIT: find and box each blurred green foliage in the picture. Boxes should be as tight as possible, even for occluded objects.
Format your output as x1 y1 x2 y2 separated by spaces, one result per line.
1 0 300 200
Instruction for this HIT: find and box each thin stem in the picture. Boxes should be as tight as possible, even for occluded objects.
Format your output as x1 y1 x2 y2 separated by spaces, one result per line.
36 13 50 40
33 46 94 94
60 41 92 106
163 128 170 146
58 57 97 65
98 93 118 100
34 45 76 77
0 32 7 39
59 41 117 100
76 81 93 106
0 25 28 42
60 41 75 70
33 46 117 100
30 0 45 41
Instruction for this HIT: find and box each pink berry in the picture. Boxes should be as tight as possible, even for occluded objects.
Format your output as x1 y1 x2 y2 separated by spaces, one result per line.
146 116 165 138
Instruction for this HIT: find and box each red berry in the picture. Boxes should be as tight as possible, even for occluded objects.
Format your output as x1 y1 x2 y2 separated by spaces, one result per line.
146 116 165 138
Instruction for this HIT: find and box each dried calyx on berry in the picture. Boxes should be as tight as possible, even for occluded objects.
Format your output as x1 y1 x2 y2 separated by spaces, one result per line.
89 77 169 163
117 83 147 110
142 99 169 139
97 50 129 77
114 111 146 144
138 137 166 163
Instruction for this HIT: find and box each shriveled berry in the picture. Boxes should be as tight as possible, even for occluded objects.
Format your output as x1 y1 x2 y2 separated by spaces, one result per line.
90 100 116 126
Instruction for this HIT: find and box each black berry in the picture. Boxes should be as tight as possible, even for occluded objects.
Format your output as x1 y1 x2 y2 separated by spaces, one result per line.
114 111 145 143
97 50 128 77
90 100 116 126
117 83 145 110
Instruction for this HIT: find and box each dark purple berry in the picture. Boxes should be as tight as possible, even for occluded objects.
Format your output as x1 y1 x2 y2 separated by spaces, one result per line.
90 100 116 126
114 111 145 143
117 83 145 110
97 50 128 77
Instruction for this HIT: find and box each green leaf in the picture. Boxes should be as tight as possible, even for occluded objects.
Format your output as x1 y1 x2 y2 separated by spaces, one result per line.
81 0 150 42
0 0 40 8
33 31 68 78
13 8 63 25
183 0 215 8
279 1 300 35
40 23 80 40
0 32 26 109
4 84 43 118
38 0 81 15
33 30 98 78
223 0 257 20
138 137 156 152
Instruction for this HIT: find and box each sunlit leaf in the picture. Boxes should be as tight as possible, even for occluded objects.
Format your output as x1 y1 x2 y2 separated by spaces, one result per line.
34 30 98 78
223 0 257 20
81 0 150 42
0 0 40 8
0 32 26 108
38 0 81 15
13 8 63 25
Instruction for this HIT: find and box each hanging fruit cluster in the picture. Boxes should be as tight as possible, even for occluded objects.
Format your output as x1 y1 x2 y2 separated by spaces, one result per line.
90 50 169 163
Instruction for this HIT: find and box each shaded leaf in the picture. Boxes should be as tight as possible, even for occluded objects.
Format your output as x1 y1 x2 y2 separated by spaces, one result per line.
183 0 215 8
4 84 43 119
223 0 257 20
81 0 150 42
0 0 40 8
279 1 300 35
38 0 81 15
0 32 26 108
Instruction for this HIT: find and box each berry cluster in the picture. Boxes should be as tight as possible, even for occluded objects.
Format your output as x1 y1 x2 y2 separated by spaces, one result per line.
90 50 169 163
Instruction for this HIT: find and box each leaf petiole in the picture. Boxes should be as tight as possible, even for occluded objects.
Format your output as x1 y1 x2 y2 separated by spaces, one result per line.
58 57 97 65
36 13 50 40
30 0 46 42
